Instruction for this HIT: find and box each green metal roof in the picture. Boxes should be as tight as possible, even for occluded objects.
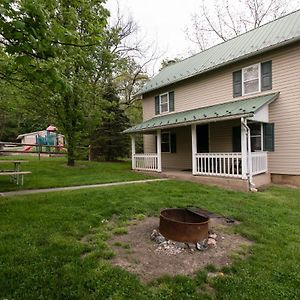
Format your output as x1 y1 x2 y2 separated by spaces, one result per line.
124 93 279 133
139 10 300 95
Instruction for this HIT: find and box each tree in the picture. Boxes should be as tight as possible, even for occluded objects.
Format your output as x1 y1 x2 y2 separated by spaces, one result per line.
185 0 299 51
90 84 130 161
0 0 110 166
159 57 182 71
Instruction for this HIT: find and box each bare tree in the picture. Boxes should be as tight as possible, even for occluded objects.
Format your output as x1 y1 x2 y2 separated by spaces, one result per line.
106 5 162 110
186 0 300 51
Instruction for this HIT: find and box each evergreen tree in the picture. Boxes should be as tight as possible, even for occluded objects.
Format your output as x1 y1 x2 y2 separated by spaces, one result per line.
91 85 130 161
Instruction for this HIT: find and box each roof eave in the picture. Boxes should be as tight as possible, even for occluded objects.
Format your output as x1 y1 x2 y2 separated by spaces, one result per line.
124 113 253 134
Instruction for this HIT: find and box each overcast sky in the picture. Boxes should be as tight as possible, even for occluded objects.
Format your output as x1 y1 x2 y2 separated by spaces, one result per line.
105 0 300 74
106 0 201 72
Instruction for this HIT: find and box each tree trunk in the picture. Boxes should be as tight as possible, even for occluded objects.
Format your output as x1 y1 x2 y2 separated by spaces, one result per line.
67 134 76 166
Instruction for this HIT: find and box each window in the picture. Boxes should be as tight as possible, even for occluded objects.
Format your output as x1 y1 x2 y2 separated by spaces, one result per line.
161 132 171 152
156 132 176 153
242 63 260 95
249 122 262 152
155 91 174 115
233 61 272 98
160 93 169 113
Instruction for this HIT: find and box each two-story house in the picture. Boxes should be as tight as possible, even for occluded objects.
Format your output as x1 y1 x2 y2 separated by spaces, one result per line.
124 10 300 191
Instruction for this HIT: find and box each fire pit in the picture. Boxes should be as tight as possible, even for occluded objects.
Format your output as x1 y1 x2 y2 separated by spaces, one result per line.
159 208 209 243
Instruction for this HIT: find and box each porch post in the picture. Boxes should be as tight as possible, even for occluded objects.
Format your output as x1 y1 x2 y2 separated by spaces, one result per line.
157 129 162 172
241 118 248 179
191 124 197 175
131 135 136 170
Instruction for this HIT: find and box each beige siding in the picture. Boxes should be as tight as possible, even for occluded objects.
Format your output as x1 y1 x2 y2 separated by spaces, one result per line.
209 119 240 152
161 126 192 170
143 42 300 175
143 134 156 153
142 127 192 170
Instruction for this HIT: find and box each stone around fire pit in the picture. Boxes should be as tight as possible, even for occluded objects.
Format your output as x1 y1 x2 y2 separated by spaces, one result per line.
108 216 253 282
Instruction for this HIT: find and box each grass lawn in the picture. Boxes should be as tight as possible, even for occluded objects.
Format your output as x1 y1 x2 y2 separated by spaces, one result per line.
0 181 299 299
0 156 152 192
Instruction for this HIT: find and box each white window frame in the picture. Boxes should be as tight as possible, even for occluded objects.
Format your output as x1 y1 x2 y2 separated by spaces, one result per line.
159 92 169 114
242 63 261 96
161 131 171 153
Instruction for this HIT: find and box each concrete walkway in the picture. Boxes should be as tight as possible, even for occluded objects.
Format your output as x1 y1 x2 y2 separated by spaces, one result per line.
0 178 169 197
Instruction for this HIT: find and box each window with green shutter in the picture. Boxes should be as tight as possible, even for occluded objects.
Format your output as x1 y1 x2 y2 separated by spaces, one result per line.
156 132 176 153
155 95 160 115
232 61 272 97
154 91 175 115
169 91 175 112
263 123 274 151
261 61 272 91
233 70 242 97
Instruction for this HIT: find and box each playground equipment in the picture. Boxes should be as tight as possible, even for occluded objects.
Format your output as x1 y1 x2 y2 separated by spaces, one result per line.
35 126 63 150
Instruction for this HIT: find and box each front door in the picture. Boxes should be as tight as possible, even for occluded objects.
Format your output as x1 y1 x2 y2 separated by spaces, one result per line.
196 124 209 153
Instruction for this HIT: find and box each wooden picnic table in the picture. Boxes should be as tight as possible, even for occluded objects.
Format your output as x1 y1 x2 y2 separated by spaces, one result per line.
0 160 31 185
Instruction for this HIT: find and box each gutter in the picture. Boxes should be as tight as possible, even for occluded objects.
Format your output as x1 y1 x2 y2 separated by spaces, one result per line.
124 113 254 134
241 117 257 192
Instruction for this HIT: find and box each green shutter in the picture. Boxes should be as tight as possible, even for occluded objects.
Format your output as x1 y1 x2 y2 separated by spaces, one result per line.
261 61 272 91
232 126 241 152
170 132 176 153
233 70 242 97
155 95 160 115
263 123 274 151
169 91 175 112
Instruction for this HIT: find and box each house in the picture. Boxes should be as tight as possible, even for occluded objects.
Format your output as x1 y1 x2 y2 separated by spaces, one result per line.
17 126 65 146
124 10 300 190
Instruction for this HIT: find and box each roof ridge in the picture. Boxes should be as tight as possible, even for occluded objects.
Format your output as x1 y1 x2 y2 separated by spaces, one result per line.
159 9 300 73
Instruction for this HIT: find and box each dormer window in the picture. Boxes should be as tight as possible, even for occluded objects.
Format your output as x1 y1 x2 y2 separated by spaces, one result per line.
160 93 169 113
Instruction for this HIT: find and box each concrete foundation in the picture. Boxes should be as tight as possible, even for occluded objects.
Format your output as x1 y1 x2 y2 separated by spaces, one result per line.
271 174 300 188
252 173 271 190
136 170 273 192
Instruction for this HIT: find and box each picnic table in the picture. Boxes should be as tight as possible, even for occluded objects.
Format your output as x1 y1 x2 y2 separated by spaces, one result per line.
0 160 31 185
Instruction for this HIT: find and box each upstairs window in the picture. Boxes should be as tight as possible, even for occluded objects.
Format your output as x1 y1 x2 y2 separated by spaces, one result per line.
242 64 260 95
160 93 169 113
155 91 175 115
233 61 272 97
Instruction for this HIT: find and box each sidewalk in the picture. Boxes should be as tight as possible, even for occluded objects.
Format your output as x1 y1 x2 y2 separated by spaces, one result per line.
0 178 169 197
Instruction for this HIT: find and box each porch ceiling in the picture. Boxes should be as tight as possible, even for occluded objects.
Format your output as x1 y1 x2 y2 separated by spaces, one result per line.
124 92 279 134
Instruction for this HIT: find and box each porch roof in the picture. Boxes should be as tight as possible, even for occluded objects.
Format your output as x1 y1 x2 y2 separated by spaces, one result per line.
124 92 279 134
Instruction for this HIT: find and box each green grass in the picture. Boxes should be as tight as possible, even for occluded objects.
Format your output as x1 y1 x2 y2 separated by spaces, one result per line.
0 181 299 299
0 156 152 192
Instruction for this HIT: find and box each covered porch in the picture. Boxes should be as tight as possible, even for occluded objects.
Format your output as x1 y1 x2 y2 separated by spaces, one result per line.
125 93 278 190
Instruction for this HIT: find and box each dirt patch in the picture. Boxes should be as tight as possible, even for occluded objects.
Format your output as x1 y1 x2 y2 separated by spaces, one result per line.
108 216 252 282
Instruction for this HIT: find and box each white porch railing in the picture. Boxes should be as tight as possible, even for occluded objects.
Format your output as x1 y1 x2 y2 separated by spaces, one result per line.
194 152 268 178
133 153 159 171
195 153 243 177
251 152 268 175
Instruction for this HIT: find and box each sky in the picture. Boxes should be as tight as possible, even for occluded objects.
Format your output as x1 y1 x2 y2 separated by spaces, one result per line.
105 0 202 73
105 0 300 74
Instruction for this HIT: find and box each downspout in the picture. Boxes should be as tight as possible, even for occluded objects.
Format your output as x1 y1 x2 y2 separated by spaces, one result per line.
241 118 257 192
